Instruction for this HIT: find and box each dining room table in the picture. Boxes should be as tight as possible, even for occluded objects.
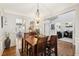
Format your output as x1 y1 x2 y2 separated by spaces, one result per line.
21 33 58 56
21 33 46 56
25 36 38 56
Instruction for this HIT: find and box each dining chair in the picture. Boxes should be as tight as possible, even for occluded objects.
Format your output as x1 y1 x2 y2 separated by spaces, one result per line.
37 36 49 56
45 35 58 56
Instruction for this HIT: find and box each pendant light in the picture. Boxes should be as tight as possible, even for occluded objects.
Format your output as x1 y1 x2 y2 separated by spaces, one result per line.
35 3 40 24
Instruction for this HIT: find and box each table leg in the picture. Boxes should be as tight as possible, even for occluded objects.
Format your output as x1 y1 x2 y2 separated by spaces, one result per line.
55 46 57 56
22 38 23 53
44 47 46 56
25 41 26 48
55 41 57 56
32 46 34 56
27 42 28 56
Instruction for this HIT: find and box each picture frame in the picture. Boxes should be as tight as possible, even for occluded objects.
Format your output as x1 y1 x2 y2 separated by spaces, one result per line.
51 24 55 30
1 16 3 28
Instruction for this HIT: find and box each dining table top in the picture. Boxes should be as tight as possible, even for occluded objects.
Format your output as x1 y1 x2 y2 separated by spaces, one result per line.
25 34 46 46
25 36 38 46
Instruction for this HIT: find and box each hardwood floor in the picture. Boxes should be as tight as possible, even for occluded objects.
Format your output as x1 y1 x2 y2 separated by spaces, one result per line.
58 40 75 56
2 40 74 56
19 40 75 56
2 46 16 56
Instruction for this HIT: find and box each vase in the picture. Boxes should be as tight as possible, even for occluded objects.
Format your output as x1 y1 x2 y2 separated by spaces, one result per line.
5 37 11 49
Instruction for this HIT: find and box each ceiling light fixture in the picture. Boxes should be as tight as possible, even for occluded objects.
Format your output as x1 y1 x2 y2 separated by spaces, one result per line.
35 3 40 24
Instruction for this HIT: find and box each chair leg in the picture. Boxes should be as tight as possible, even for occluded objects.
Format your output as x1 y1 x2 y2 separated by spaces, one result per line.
44 48 46 56
22 38 23 53
55 45 58 56
27 43 28 56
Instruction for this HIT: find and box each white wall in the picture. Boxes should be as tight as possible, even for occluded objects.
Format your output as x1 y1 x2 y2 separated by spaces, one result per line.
25 17 34 33
4 13 16 47
0 12 6 55
39 20 51 36
74 6 79 56
5 13 27 47
39 21 45 35
43 20 50 36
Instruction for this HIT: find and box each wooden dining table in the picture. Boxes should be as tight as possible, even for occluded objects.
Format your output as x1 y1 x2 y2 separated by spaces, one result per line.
21 33 45 56
21 33 58 56
25 36 38 56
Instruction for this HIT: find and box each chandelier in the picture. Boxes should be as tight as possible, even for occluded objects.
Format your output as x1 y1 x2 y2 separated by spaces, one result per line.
35 3 40 24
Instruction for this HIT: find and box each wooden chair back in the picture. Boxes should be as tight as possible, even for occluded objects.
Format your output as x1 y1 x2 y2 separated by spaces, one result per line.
37 36 48 55
49 35 58 56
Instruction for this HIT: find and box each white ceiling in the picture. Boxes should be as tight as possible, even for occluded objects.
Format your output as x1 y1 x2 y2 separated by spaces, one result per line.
0 3 77 19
